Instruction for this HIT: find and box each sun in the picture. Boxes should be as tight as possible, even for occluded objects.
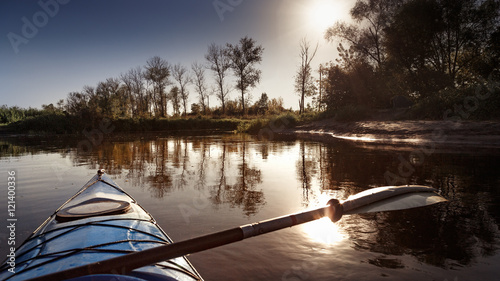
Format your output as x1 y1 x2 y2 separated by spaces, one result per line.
306 0 347 31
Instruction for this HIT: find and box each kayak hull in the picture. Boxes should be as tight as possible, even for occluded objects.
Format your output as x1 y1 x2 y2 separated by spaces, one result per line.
0 172 202 281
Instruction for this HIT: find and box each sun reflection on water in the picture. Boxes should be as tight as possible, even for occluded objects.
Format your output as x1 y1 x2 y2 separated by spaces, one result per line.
301 192 348 245
301 217 347 245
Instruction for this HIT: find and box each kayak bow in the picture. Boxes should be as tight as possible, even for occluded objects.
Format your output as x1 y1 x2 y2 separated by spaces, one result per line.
0 170 203 281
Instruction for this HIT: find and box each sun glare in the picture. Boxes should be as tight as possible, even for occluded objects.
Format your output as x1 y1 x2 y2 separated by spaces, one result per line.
306 0 344 31
302 217 346 245
301 192 347 245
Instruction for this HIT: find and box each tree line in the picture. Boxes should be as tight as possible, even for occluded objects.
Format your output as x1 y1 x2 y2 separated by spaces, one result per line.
62 36 285 121
312 0 500 118
4 0 500 125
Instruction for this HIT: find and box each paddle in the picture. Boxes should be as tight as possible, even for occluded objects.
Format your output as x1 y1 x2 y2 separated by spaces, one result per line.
27 185 446 281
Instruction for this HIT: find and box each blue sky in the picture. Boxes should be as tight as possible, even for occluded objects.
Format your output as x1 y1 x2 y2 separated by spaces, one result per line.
1 0 354 110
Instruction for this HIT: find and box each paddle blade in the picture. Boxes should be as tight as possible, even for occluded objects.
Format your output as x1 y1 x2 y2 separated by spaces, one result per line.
341 185 447 215
344 192 447 214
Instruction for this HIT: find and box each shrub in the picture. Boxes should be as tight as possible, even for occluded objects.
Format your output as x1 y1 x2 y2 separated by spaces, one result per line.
242 113 298 135
407 84 500 120
334 105 369 121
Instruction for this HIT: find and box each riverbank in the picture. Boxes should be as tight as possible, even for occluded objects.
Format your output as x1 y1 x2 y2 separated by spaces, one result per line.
3 113 500 150
278 118 500 149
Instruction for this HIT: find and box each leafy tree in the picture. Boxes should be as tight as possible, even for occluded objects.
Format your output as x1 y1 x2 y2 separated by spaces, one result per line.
0 105 26 123
384 0 500 96
253 93 269 115
95 78 121 118
191 103 201 115
226 36 264 115
170 86 181 116
323 65 354 110
267 97 285 115
325 0 401 69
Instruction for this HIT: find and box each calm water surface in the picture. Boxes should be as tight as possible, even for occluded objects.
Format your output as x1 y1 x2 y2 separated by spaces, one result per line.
1 133 499 280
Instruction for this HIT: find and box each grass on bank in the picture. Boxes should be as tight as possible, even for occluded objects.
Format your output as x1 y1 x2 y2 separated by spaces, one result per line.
3 113 301 135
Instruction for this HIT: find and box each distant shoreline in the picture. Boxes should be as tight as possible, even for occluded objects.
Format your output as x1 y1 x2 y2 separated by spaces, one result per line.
3 116 500 149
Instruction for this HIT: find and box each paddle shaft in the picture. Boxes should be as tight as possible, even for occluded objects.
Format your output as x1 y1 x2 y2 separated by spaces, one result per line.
27 204 338 281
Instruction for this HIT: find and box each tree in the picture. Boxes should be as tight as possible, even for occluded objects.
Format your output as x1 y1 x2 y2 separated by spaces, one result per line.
383 0 500 96
267 97 285 115
66 91 88 115
172 63 192 116
191 62 210 115
82 85 98 116
226 36 264 115
294 38 318 114
325 0 402 69
253 93 269 115
56 99 65 111
121 67 146 117
95 77 121 118
205 43 231 114
316 63 330 111
191 103 201 115
144 56 171 117
326 0 500 103
170 86 181 116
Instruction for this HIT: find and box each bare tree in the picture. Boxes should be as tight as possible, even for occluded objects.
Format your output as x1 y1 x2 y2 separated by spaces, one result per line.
144 56 171 117
121 66 146 117
172 63 191 116
121 71 135 117
205 43 231 114
226 36 264 115
191 61 210 115
295 38 318 114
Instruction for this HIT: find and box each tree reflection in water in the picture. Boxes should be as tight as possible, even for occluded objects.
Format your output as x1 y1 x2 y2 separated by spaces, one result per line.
210 135 264 216
61 134 267 216
1 135 499 270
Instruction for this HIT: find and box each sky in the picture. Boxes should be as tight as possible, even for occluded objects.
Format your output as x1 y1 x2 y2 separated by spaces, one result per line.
1 0 355 110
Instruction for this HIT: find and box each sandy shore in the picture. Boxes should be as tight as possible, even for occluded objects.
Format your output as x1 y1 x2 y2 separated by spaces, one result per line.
280 119 500 149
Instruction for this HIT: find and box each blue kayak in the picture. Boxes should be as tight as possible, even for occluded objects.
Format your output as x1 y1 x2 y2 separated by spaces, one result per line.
0 170 203 281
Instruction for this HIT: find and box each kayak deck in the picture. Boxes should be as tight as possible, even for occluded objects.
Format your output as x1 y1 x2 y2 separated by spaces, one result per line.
0 172 202 281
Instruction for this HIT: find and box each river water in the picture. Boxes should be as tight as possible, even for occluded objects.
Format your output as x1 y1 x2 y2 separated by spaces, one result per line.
0 133 499 280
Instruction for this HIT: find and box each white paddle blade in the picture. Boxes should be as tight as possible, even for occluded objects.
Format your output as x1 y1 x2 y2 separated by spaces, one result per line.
340 185 447 215
343 192 447 215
